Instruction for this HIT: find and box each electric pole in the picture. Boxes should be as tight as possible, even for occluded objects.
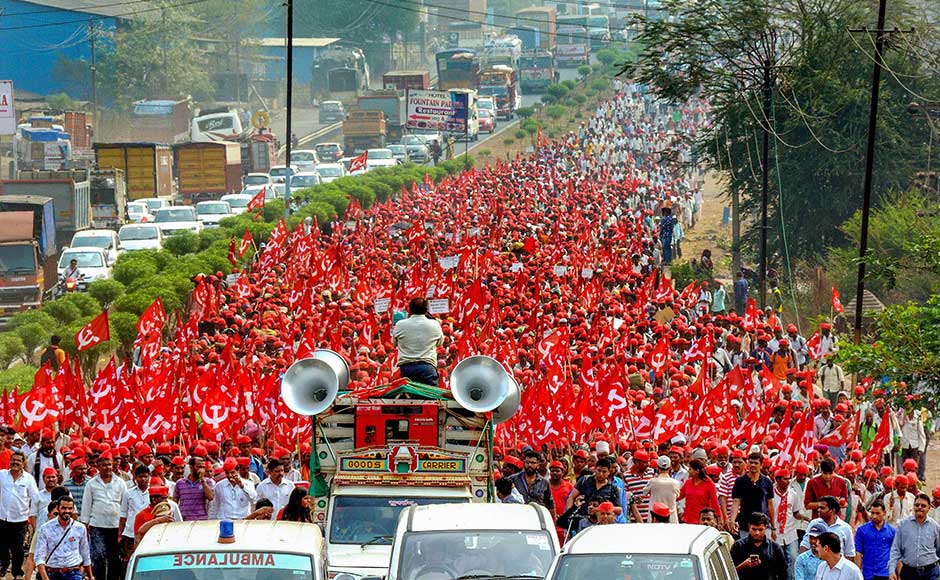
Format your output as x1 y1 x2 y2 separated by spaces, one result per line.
90 18 98 129
284 0 294 220
759 58 772 310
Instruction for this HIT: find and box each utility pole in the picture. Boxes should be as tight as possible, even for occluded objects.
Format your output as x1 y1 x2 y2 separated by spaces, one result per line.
162 8 168 88
758 58 772 310
90 18 98 129
851 0 897 344
284 0 294 220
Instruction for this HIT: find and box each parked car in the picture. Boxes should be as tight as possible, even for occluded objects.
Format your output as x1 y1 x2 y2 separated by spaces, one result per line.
138 197 170 212
291 172 322 189
406 144 430 164
220 193 254 215
153 206 204 235
58 247 112 283
126 202 154 223
289 150 320 170
315 142 344 162
269 165 298 183
388 144 409 163
118 224 163 251
478 96 496 113
70 229 121 264
315 163 346 183
479 109 497 133
545 524 736 580
242 173 272 187
365 148 399 170
319 100 345 123
195 200 233 227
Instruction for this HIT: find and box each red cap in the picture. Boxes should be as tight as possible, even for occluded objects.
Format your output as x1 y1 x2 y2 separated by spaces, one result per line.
705 465 722 477
70 459 86 469
192 445 208 458
794 462 810 475
842 461 858 474
880 466 893 477
170 456 185 466
549 461 564 469
633 450 650 462
651 502 671 518
235 435 252 445
223 458 238 472
774 468 791 479
597 501 615 513
504 456 523 468
236 457 251 467
903 458 918 471
573 449 588 459
155 443 171 455
731 449 746 459
40 428 54 440
42 467 57 477
148 485 170 497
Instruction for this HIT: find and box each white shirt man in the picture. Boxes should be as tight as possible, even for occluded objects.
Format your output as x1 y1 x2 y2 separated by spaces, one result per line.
210 462 257 520
120 467 153 541
0 462 39 524
771 471 805 547
34 497 92 578
256 461 294 520
80 458 127 529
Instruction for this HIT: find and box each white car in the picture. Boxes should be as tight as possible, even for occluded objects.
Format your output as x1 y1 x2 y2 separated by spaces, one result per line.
240 185 278 200
118 224 163 251
289 150 320 170
195 200 233 227
290 172 321 189
269 164 298 183
365 148 399 170
315 163 346 183
545 524 736 580
137 198 170 212
220 193 253 215
70 229 120 264
242 172 272 187
153 206 203 235
58 248 112 283
127 202 154 223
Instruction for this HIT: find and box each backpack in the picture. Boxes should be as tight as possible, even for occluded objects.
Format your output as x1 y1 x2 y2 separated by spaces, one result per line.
40 345 60 371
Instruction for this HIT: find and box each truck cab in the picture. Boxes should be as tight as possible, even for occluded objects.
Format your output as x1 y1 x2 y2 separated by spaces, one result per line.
478 66 521 119
0 196 58 327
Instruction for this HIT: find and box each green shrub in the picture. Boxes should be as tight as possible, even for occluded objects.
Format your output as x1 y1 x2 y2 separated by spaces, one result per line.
113 255 158 286
0 334 26 368
561 80 577 91
515 107 535 119
514 129 528 139
590 78 609 92
42 299 83 325
163 231 201 256
595 47 620 68
0 366 37 390
577 65 593 78
503 138 515 146
87 279 125 308
110 311 142 352
545 105 567 120
546 83 569 101
7 310 56 331
572 94 587 105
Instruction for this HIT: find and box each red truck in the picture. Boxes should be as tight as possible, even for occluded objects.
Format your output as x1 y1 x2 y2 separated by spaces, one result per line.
382 70 431 92
478 65 521 119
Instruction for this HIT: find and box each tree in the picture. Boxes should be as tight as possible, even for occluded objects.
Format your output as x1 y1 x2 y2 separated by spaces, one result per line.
626 0 940 267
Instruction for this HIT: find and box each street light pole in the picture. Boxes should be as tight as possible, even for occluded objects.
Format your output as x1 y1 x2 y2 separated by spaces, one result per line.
284 0 294 221
759 58 771 310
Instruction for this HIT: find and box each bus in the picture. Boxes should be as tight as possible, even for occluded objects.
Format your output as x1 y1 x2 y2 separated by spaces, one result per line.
191 108 244 142
436 48 481 91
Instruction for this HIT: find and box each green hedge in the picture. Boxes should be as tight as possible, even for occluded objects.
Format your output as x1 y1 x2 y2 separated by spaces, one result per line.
0 162 471 390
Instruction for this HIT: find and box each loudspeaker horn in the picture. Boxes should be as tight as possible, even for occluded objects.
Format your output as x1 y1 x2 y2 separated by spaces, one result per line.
450 355 510 413
280 349 349 416
493 376 521 424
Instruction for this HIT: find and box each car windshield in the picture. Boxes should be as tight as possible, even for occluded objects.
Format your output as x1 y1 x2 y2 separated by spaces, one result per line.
316 145 340 154
243 175 269 186
322 102 342 112
143 200 164 211
131 552 315 580
317 166 343 177
551 554 698 580
223 197 250 208
292 175 320 188
398 530 556 580
72 235 112 249
291 152 316 163
197 203 230 215
128 203 147 214
480 110 493 118
0 245 36 274
368 150 393 159
270 167 292 177
60 252 104 268
330 496 466 546
120 227 159 241
389 145 405 153
155 209 196 222
478 100 494 110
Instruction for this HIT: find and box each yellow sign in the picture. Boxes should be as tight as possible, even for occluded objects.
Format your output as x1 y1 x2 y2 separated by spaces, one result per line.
251 110 271 129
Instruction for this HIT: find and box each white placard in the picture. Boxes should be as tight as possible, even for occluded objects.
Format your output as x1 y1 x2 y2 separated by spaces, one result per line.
439 255 459 270
581 268 594 279
612 317 625 330
426 285 436 298
510 262 524 273
373 297 391 314
0 81 14 136
345 220 357 231
428 298 450 315
552 265 568 276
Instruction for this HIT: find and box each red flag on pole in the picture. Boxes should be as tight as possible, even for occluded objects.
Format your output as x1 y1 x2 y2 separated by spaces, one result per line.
862 408 893 467
75 311 109 352
348 151 368 173
832 286 844 313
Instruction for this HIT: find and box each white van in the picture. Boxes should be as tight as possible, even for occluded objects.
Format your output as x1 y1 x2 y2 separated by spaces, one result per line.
545 524 737 580
385 503 560 580
126 520 327 580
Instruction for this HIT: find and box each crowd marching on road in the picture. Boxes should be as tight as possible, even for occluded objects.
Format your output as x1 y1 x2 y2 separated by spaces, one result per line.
0 77 938 580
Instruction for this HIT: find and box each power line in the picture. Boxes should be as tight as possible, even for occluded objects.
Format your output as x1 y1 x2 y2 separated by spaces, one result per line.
0 0 153 18
0 0 210 31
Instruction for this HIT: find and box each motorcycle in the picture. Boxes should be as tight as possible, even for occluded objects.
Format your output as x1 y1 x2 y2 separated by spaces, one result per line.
55 273 86 298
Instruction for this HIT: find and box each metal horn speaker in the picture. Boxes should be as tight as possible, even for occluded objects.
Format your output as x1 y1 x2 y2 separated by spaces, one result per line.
280 349 349 416
450 355 510 413
493 376 521 424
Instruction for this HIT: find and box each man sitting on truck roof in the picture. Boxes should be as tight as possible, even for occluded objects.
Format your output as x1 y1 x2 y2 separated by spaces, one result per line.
392 297 445 386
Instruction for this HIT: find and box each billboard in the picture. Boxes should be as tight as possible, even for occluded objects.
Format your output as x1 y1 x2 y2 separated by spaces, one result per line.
406 89 468 133
0 81 14 136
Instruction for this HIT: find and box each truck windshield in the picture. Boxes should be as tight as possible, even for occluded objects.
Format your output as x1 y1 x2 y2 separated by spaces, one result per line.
520 56 554 68
479 86 508 98
131 552 315 580
550 554 698 580
398 530 555 580
330 496 466 545
0 245 36 274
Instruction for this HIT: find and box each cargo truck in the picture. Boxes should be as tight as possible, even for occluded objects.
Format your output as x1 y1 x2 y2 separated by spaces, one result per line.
478 66 520 119
279 352 519 580
515 6 557 50
519 50 560 92
173 142 243 205
356 92 406 144
89 169 127 229
342 110 386 153
0 173 91 247
93 143 174 201
436 49 481 91
0 196 58 327
382 70 432 92
130 99 192 144
240 133 277 175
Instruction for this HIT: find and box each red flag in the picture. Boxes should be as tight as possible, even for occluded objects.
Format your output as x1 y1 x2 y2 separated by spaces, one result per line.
832 287 844 313
862 408 893 467
743 297 760 330
348 151 368 173
75 311 109 352
227 237 238 265
239 228 254 256
806 332 822 360
19 365 60 431
647 336 671 375
818 411 859 447
247 187 266 212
